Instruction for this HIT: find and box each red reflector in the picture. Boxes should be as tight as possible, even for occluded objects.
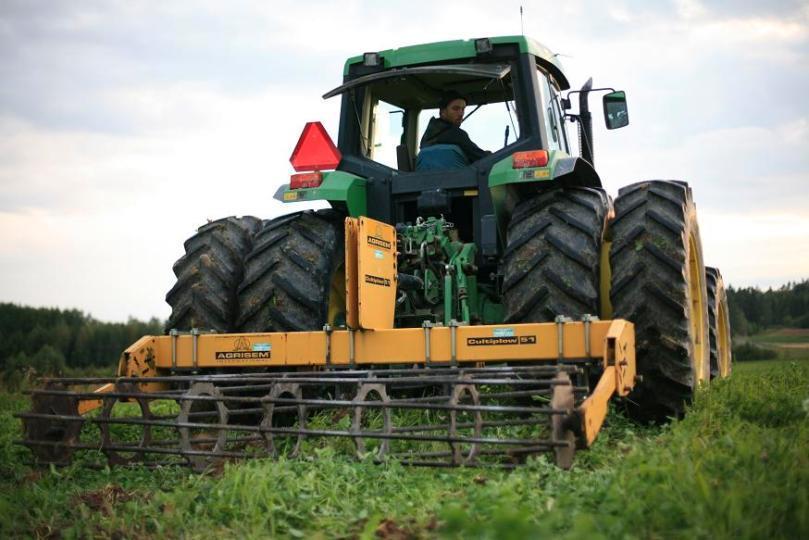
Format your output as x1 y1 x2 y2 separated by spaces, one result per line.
290 121 342 172
512 150 549 168
290 172 323 189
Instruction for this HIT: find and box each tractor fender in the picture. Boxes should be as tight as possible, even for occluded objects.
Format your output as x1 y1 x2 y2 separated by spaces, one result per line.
274 170 368 217
551 156 602 188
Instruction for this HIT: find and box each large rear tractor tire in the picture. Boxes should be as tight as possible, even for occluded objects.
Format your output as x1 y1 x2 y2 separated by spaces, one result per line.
236 209 345 332
165 216 261 332
503 187 610 322
609 180 710 421
706 266 732 378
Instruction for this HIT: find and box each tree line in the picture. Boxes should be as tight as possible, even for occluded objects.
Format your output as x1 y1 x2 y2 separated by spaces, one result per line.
0 302 162 383
727 279 809 336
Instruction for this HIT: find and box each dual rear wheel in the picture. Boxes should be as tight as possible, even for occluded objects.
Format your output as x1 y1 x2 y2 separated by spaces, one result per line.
165 210 344 333
166 181 731 423
503 181 731 422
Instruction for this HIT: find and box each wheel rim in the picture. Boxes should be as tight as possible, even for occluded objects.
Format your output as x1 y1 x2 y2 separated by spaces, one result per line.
687 233 708 385
717 298 732 377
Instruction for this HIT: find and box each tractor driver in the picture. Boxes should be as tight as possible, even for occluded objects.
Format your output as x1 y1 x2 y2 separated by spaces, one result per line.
419 90 491 165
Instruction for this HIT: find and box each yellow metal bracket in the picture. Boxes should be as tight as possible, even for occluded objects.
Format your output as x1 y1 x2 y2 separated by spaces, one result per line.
345 216 397 330
575 319 636 446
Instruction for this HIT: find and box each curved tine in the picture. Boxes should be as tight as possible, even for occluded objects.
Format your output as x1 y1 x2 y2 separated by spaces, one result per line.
178 382 229 472
260 383 305 459
352 383 391 460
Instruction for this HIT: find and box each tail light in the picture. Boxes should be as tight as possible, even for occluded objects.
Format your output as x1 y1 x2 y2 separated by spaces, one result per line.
290 172 323 189
512 150 549 168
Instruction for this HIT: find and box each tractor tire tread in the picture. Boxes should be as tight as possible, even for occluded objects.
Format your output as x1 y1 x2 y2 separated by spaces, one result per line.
165 216 261 332
504 187 609 323
236 210 344 333
609 180 709 421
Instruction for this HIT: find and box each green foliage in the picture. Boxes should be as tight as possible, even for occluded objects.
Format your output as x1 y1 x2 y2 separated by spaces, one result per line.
2 345 67 390
0 302 163 372
1 360 807 538
733 341 780 362
728 279 809 335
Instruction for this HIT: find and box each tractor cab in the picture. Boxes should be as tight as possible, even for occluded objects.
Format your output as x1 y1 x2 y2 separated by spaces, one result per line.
320 38 574 254
276 35 629 289
323 62 559 172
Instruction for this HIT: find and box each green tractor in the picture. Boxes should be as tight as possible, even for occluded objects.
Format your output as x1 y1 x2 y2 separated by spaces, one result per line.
166 35 732 421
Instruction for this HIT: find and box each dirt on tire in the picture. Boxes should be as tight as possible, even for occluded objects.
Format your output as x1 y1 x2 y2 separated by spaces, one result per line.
236 209 344 332
609 180 710 421
165 216 261 332
503 187 610 322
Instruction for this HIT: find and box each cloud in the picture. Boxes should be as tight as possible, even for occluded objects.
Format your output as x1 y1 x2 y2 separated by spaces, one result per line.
700 210 809 288
1 1 808 320
0 82 341 215
593 117 809 212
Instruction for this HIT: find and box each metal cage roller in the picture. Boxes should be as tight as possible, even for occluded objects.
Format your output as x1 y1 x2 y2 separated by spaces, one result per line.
260 382 306 458
550 372 576 469
352 382 392 459
178 382 230 472
22 382 83 465
448 380 482 465
98 382 153 466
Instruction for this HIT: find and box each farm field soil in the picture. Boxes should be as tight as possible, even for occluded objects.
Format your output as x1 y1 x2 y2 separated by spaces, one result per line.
1 359 807 539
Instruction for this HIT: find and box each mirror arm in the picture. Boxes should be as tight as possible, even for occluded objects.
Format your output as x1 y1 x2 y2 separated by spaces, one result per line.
566 86 615 98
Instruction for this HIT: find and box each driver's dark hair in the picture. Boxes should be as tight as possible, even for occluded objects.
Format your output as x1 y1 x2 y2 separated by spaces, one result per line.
438 90 468 110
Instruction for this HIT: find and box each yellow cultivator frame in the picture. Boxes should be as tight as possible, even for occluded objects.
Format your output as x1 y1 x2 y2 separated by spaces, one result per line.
19 218 637 470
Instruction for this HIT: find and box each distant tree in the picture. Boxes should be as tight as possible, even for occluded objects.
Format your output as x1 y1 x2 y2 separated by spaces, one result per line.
727 279 809 334
31 344 66 376
2 351 31 389
729 301 749 336
0 302 165 372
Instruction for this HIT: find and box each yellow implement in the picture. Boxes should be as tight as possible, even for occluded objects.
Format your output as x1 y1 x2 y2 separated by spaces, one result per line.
18 217 637 471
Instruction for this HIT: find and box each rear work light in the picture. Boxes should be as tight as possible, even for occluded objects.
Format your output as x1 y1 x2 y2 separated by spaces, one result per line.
512 150 549 168
290 172 323 189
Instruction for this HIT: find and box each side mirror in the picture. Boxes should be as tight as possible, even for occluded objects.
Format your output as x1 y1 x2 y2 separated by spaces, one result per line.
603 91 629 130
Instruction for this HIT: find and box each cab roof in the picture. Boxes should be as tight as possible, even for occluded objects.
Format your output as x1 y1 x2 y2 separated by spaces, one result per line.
343 35 569 90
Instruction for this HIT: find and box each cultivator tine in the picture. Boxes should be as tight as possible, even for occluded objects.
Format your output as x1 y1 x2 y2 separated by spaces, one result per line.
15 366 586 470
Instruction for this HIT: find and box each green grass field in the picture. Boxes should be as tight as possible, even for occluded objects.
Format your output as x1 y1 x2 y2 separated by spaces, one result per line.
1 358 807 539
749 328 809 346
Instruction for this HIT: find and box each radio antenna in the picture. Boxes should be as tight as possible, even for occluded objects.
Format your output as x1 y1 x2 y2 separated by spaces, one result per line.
520 6 525 35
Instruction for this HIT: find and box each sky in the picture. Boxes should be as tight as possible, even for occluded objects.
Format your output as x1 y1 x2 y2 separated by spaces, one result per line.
1 0 808 322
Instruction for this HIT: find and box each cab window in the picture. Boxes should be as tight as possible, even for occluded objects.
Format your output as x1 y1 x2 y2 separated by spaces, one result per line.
416 99 520 154
368 99 406 169
537 69 570 153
